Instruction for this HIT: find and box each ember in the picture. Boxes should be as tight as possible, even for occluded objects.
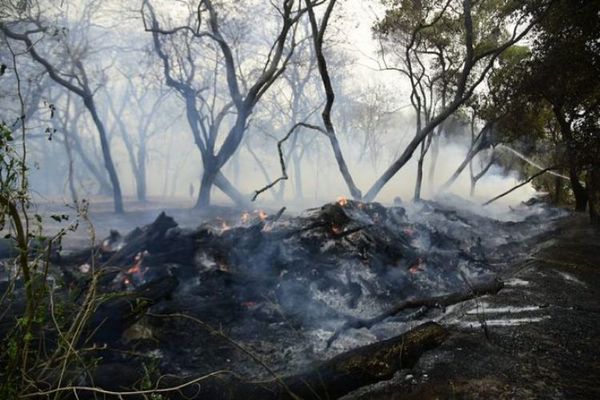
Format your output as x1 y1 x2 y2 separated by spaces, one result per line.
337 196 348 207
257 210 268 221
122 251 149 287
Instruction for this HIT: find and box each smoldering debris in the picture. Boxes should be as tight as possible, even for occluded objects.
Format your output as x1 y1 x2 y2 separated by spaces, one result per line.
0 198 566 398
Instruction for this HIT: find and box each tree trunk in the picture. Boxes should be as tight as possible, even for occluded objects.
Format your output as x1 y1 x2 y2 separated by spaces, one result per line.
553 105 587 212
214 172 252 209
293 152 303 200
586 165 600 226
63 134 78 204
570 166 588 211
136 143 147 202
554 175 561 204
414 141 426 201
441 144 482 193
428 133 440 187
83 98 124 213
196 169 216 208
68 128 113 195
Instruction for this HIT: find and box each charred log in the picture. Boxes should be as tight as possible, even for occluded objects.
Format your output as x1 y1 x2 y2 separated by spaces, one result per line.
144 322 448 400
85 274 178 345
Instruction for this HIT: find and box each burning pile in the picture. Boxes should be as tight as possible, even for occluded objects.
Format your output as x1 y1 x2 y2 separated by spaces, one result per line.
8 198 565 397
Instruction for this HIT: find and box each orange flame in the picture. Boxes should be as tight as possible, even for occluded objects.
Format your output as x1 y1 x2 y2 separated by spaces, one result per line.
337 197 348 207
123 251 148 286
258 210 268 221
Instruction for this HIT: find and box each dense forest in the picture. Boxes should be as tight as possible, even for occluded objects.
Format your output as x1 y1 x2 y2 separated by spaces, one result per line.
0 0 599 399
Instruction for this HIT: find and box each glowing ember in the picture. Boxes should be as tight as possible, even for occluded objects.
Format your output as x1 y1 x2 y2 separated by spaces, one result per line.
409 258 425 274
331 224 344 235
258 210 268 221
337 196 348 207
123 251 148 286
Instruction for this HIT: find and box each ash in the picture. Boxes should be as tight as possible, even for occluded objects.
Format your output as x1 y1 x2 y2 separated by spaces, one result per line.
17 196 566 383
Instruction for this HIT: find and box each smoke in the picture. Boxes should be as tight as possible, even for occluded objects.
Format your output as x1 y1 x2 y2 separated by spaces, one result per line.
10 0 539 213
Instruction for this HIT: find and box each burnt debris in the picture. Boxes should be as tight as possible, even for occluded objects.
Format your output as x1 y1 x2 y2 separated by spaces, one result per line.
0 198 565 398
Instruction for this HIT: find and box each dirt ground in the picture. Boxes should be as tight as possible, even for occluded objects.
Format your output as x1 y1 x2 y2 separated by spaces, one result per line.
348 215 600 400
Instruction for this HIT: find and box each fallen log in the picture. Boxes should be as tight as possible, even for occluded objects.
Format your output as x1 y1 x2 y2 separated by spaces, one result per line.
327 278 504 347
91 321 445 400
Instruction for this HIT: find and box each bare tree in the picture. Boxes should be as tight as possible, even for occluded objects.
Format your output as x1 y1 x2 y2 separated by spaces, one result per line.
143 0 311 208
362 0 552 202
0 3 124 212
304 0 362 200
105 73 173 202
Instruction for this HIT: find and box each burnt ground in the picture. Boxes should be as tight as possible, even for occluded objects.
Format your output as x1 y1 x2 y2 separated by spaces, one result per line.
348 215 600 400
2 198 598 399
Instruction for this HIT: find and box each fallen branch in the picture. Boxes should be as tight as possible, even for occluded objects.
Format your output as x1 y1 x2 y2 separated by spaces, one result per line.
482 167 555 206
327 278 503 347
252 122 326 201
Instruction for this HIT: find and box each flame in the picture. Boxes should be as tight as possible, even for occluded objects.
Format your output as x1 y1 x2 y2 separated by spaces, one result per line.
337 196 348 207
258 210 268 221
123 251 148 286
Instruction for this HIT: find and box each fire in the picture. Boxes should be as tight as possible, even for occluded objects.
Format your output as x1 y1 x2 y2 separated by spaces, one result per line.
258 210 268 221
337 196 348 207
123 251 148 286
